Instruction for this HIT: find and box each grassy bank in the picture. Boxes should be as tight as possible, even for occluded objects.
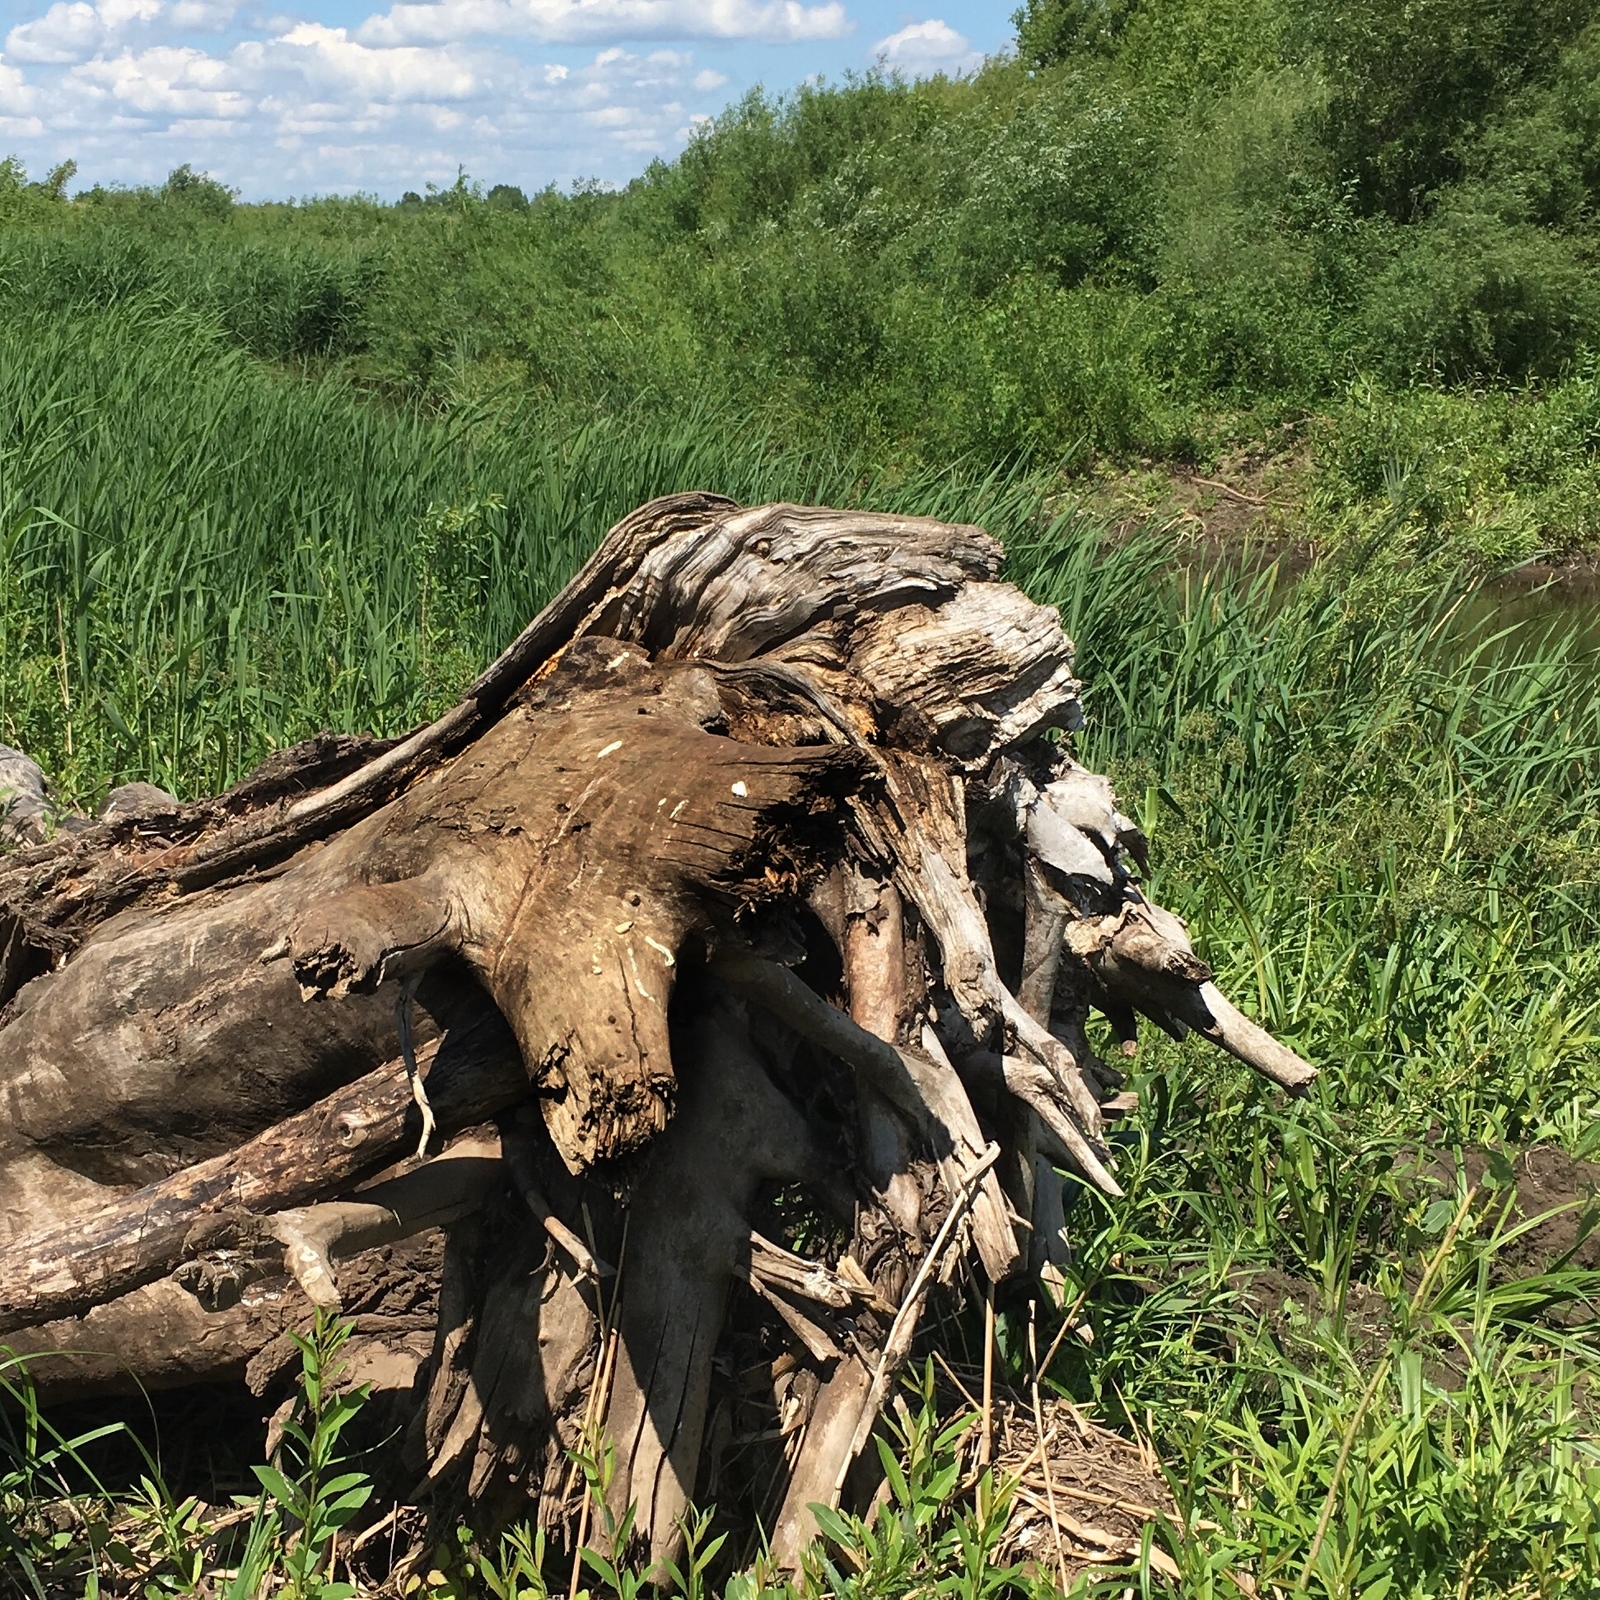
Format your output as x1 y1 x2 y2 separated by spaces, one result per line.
3 0 1600 1588
0 300 1045 801
8 1 1600 563
3 303 1598 1592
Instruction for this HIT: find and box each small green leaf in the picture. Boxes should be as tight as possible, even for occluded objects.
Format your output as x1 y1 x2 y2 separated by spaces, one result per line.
251 1462 305 1513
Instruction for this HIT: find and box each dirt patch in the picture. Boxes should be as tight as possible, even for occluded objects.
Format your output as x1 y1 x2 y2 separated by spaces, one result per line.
1237 1264 1394 1362
1067 438 1317 554
1457 1145 1600 1278
1073 453 1600 605
1235 1145 1600 1360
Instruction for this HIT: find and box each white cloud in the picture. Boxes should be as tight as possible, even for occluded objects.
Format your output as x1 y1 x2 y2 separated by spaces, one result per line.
73 43 247 116
7 0 160 65
357 0 849 48
0 55 41 121
166 0 240 30
872 18 980 75
255 23 484 102
3 26 743 192
0 0 863 193
10 2 115 65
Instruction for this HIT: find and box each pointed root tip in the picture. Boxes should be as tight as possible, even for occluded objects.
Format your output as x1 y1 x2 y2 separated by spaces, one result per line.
1192 982 1316 1094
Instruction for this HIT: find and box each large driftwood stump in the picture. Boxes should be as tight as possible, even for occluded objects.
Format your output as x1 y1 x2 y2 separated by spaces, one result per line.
0 496 1312 1566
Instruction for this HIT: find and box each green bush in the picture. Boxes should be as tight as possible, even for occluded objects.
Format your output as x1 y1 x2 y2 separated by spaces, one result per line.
1288 0 1594 219
1468 26 1600 228
5 0 1600 539
209 245 380 361
1360 206 1600 383
1315 368 1600 559
1151 68 1354 399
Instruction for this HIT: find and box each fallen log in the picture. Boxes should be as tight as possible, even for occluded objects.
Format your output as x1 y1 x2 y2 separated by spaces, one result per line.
0 495 1313 1568
0 993 523 1334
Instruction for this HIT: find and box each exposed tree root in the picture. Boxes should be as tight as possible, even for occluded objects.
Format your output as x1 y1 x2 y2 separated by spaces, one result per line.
0 495 1313 1567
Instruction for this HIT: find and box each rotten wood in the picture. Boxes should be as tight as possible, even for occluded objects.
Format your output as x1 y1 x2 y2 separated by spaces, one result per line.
0 493 1316 1571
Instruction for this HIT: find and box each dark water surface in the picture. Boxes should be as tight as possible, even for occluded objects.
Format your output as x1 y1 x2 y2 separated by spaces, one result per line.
1459 570 1600 657
1176 541 1600 663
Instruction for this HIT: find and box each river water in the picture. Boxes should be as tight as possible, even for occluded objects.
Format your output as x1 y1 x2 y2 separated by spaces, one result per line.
1457 570 1600 656
1177 542 1600 662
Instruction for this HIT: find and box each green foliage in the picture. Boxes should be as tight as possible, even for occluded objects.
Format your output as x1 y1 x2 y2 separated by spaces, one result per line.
161 164 237 221
0 1351 127 1596
1468 26 1600 229
1013 509 1600 1154
1015 0 1288 94
1359 204 1600 382
4 490 1600 1593
1289 0 1594 220
1007 512 1600 1593
234 1310 376 1600
1014 0 1141 67
0 286 1076 804
1151 66 1353 401
6 3 1600 505
805 1367 1025 1600
0 5 1599 1588
1315 368 1600 559
1087 1134 1600 1593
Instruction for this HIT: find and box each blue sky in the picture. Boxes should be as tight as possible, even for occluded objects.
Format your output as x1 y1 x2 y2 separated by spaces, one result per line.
0 0 1015 198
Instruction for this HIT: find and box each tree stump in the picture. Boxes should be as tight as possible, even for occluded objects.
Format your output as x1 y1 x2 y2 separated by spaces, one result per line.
0 494 1312 1567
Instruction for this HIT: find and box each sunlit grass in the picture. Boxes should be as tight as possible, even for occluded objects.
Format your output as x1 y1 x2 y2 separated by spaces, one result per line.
0 301 1045 804
2 304 1598 1595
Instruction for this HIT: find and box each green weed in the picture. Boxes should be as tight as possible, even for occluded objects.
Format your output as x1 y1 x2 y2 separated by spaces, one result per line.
235 1311 376 1600
5 0 1600 517
2 19 1600 1575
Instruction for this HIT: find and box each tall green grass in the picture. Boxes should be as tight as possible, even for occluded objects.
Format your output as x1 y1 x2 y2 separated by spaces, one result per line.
2 301 1598 1594
11 0 1600 560
1018 515 1600 1148
1008 512 1600 1593
0 301 1044 804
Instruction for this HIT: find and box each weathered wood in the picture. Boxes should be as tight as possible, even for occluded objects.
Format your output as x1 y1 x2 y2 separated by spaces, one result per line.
0 495 1071 1004
0 995 523 1333
0 644 864 1228
769 1354 874 1564
599 983 826 1564
708 948 1022 1282
1064 900 1315 1091
269 1134 504 1310
6 1236 445 1402
0 746 55 847
0 493 1317 1567
839 870 925 1243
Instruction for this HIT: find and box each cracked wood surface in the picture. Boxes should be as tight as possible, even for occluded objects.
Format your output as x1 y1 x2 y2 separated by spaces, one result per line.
0 493 1315 1571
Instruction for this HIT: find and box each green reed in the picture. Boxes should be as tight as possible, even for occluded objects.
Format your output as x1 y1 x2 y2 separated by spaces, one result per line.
1005 506 1600 1594
0 300 1046 803
3 299 1598 1596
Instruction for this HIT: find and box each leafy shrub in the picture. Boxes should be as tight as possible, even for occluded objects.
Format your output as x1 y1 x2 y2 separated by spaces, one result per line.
1288 0 1594 219
1152 68 1356 399
210 245 380 361
1359 205 1600 383
162 163 236 221
1468 26 1600 229
5 0 1600 530
1316 367 1600 559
